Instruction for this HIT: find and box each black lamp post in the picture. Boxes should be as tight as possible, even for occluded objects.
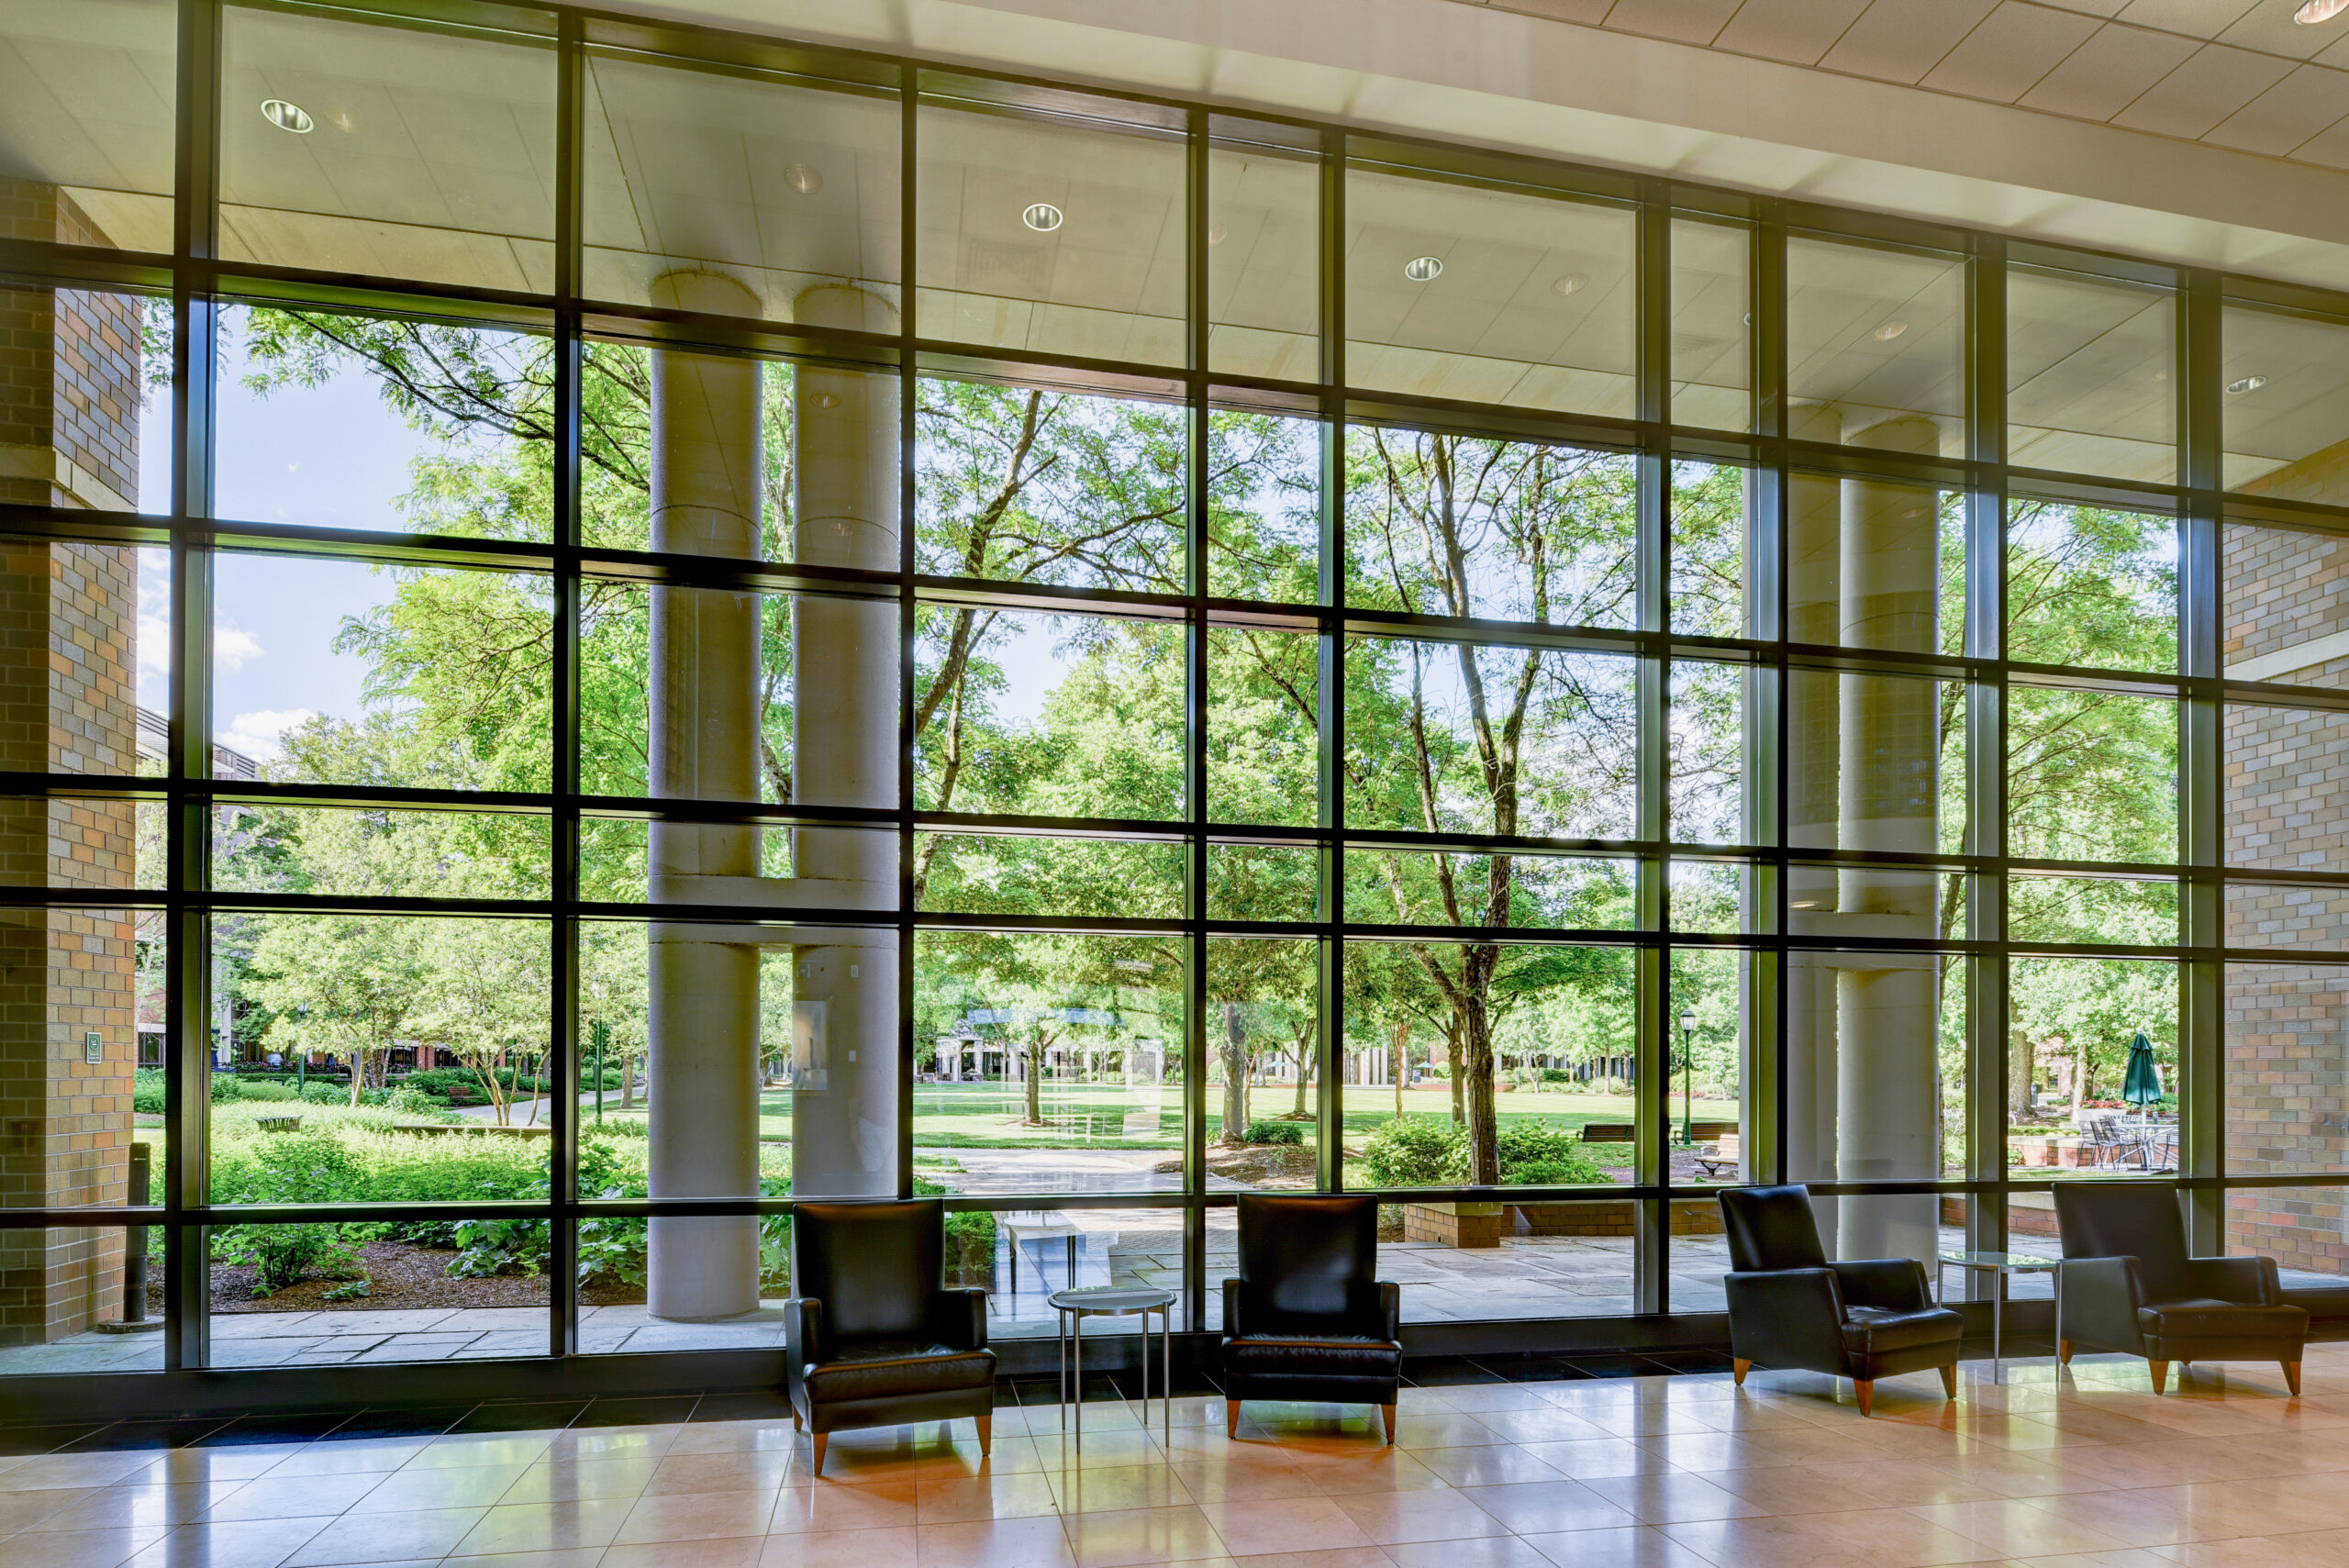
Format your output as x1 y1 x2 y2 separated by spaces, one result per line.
1677 1008 1698 1148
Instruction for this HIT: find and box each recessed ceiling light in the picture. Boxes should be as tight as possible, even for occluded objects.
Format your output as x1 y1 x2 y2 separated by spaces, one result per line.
260 99 313 134
1552 272 1588 296
2228 374 2268 395
1206 224 1228 247
1789 899 1820 909
2297 0 2347 23
1021 202 1063 232
783 163 822 195
1403 255 1443 282
1871 320 1909 342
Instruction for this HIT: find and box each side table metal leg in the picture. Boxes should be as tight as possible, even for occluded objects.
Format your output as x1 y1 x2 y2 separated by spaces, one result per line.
1992 1268 2005 1384
1162 1305 1171 1443
1058 1307 1068 1430
1074 1313 1083 1441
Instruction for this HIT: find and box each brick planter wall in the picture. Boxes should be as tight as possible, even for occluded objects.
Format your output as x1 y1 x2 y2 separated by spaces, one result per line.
1404 1197 1724 1248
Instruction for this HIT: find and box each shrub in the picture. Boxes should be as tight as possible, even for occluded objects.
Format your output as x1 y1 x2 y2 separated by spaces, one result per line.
210 1076 300 1104
447 1217 550 1278
213 1222 364 1296
1507 1160 1598 1187
132 1069 165 1116
1360 1116 1462 1187
1241 1118 1304 1146
1494 1123 1605 1183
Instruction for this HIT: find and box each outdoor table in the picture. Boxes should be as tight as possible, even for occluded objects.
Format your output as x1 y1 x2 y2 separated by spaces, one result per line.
1936 1250 2060 1383
1050 1284 1174 1441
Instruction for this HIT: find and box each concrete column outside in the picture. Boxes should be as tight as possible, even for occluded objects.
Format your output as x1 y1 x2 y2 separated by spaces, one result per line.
645 271 764 1321
789 282 901 1198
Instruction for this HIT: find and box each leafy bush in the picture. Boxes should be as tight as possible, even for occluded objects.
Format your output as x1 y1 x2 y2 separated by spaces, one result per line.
132 1069 165 1116
448 1217 549 1278
213 1222 364 1296
1508 1161 1598 1186
1495 1123 1605 1184
1359 1115 1611 1187
1241 1118 1304 1146
211 1076 300 1104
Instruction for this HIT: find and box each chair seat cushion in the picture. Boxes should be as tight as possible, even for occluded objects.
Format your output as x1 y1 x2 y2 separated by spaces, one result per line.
2137 1301 2305 1339
1841 1305 1963 1357
1224 1334 1402 1379
2279 1284 2349 1324
803 1340 996 1404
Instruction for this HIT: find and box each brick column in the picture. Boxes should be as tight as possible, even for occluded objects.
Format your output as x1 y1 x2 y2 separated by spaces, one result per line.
0 178 141 1344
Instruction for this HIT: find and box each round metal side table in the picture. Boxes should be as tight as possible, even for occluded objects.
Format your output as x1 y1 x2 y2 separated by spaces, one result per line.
1049 1284 1174 1440
1937 1250 2060 1384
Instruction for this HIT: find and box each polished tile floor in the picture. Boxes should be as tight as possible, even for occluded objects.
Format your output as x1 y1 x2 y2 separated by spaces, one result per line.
6 1345 2349 1567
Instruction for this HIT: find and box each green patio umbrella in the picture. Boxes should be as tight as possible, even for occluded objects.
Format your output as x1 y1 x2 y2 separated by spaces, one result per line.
2122 1032 2162 1109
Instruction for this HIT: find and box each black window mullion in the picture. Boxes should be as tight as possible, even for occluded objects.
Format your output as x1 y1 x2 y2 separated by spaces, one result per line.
2179 268 2226 1253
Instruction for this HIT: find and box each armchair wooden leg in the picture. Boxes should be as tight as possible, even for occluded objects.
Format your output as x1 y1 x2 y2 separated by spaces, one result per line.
976 1415 992 1456
1381 1403 1397 1445
1939 1362 1957 1399
1732 1357 1750 1387
2285 1360 2303 1397
791 1408 801 1430
1226 1399 1241 1439
1854 1379 1874 1418
2057 1339 2074 1365
2149 1359 2168 1394
811 1433 828 1476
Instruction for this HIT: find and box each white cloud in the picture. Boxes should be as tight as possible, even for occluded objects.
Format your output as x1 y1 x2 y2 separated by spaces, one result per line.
214 627 264 672
218 707 316 762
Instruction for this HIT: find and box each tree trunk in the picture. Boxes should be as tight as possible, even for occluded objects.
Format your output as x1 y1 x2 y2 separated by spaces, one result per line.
1447 1023 1464 1126
1220 1002 1249 1143
1393 1019 1408 1118
1024 1041 1044 1125
1290 1019 1314 1118
621 1051 637 1109
1459 987 1500 1186
2009 1028 2036 1125
2070 1031 2090 1118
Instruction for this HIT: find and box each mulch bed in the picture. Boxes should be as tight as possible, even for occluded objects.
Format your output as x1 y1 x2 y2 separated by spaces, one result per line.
211 1240 550 1314
1152 1142 1319 1188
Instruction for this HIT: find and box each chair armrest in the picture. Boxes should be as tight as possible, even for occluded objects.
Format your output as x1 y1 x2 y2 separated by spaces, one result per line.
784 1296 823 1369
933 1287 989 1351
2188 1254 2280 1307
2056 1256 2146 1351
1377 1281 1400 1342
1830 1258 1932 1313
1724 1268 1849 1373
1221 1278 1241 1339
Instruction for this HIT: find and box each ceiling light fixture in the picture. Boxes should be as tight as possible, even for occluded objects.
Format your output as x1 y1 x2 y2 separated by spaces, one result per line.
2297 0 2348 24
1552 272 1588 296
1207 224 1228 246
260 98 313 134
2228 374 2268 395
1403 255 1443 282
1021 202 1063 232
1871 320 1909 342
783 163 822 195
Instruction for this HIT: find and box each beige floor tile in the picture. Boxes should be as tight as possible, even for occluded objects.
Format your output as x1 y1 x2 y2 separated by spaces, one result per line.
1409 1443 1568 1488
0 1486 96 1532
1513 1438 1674 1481
914 1470 1062 1524
402 1437 553 1473
758 1524 920 1568
1161 1457 1323 1504
2156 1526 2349 1566
1305 1450 1449 1496
662 1422 800 1458
26 1483 244 1532
0 1454 168 1492
535 1425 681 1463
440 1551 608 1568
495 1458 661 1504
139 1450 308 1485
281 1505 491 1566
598 1536 763 1568
1903 1496 2136 1557
1660 1505 1993 1568
442 1496 635 1557
118 1517 337 1568
1196 1495 1375 1556
609 1488 781 1546
343 1462 528 1514
257 1442 432 1480
1471 1407 1619 1444
914 1513 1080 1567
200 1473 388 1523
1519 1524 1717 1567
1328 1486 1509 1545
640 1451 799 1497
1448 1479 1638 1536
1051 1464 1191 1515
0 1526 173 1568
1383 1537 1564 1568
769 1478 923 1534
1061 1503 1223 1567
1581 1469 1771 1525
1387 1413 1508 1451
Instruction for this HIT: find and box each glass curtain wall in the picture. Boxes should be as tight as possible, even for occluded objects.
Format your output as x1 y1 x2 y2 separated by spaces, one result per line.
1 0 2345 1376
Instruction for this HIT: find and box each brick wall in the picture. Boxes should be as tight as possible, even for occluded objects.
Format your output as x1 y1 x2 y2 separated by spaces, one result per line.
0 179 142 1344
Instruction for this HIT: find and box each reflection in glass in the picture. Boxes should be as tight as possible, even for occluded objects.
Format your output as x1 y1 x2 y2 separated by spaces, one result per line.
2009 874 2177 946
917 102 1186 362
1672 218 1749 431
1787 472 1961 655
584 55 899 322
2223 523 2349 690
1787 238 1963 452
0 0 177 252
1787 672 1966 859
1209 139 1317 380
2008 686 2177 863
2224 306 2349 495
2007 269 2175 483
2228 969 2348 1179
1345 169 1634 415
2006 502 2176 673
218 6 558 289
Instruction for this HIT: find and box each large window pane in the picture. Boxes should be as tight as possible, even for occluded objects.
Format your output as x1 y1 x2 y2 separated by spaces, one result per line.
1787 238 1964 452
219 5 559 290
1670 661 1745 845
1345 169 1634 416
583 56 899 324
1668 946 1746 1186
2008 686 2178 863
2224 306 2349 496
917 101 1186 363
1787 473 1962 655
0 0 175 252
1673 218 1749 432
1787 670 1967 858
1208 626 1316 828
0 1227 164 1373
1207 407 1319 603
2007 501 2176 673
1670 459 1748 638
2224 521 2349 689
1209 138 1317 380
2228 963 2349 1176
2228 1187 2349 1287
2009 955 2175 1179
2227 704 2349 873
2007 268 2176 483
0 283 167 514
207 1219 548 1367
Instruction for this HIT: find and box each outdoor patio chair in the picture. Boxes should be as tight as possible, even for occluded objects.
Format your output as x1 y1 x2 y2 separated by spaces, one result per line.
1220 1193 1403 1442
785 1198 996 1474
2054 1184 2307 1395
1717 1184 1962 1417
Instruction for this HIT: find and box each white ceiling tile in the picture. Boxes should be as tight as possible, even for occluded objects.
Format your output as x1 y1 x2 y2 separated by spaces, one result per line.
2217 2 2343 60
2289 108 2349 163
2036 0 2132 14
1919 2 2103 102
2019 23 2202 117
2112 0 2260 39
1487 0 1617 22
2316 28 2349 69
1818 0 2002 83
1710 0 1873 65
2110 42 2295 135
1600 0 1742 45
2205 62 2349 151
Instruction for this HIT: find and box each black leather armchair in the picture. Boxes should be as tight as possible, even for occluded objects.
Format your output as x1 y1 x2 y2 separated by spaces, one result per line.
2053 1184 2307 1395
1220 1194 1402 1442
785 1199 996 1474
1718 1184 1962 1416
